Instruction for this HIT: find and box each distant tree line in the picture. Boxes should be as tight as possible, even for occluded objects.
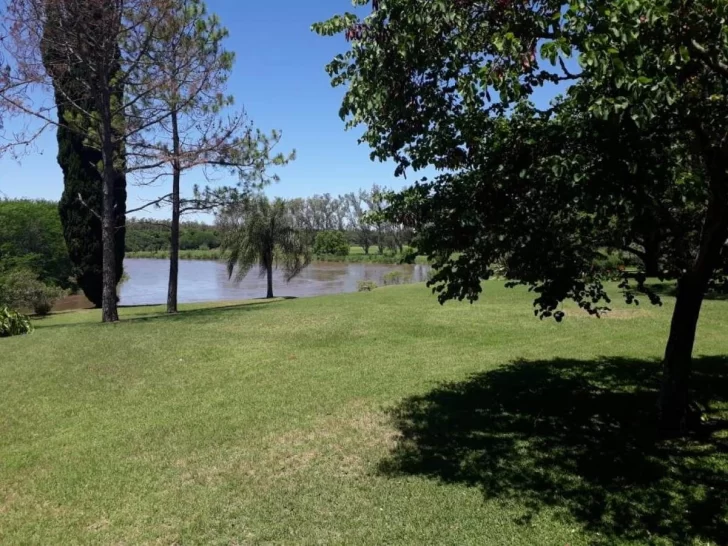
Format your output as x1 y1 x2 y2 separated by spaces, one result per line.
287 185 413 255
126 184 415 257
126 219 221 252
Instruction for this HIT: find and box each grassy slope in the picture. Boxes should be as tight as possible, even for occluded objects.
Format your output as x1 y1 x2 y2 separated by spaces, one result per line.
1 283 727 545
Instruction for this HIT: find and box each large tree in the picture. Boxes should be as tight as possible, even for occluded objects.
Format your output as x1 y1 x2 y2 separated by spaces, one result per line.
1 0 179 322
39 0 129 308
315 0 728 433
52 84 127 307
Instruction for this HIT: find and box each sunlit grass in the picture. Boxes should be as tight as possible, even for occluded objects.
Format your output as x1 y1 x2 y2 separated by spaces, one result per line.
1 282 727 544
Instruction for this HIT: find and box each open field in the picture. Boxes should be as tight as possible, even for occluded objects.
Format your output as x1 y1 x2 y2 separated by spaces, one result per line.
2 282 727 545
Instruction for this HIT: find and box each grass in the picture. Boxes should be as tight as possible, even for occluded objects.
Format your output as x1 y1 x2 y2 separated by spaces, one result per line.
1 282 727 545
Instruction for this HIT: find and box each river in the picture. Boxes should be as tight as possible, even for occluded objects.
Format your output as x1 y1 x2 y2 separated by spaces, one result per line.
112 259 431 306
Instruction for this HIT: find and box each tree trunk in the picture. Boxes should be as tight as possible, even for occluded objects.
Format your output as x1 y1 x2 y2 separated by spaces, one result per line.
266 258 274 299
99 97 119 323
659 275 705 433
167 110 181 314
659 193 727 433
643 235 661 278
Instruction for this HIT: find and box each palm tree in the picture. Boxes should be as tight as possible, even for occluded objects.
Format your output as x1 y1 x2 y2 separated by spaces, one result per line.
220 195 311 298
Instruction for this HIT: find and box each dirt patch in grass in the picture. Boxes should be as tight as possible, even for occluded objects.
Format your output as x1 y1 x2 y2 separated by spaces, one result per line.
264 401 397 479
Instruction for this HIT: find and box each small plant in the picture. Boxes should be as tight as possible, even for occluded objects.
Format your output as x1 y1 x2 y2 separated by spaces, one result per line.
0 307 33 337
357 280 378 292
382 270 410 286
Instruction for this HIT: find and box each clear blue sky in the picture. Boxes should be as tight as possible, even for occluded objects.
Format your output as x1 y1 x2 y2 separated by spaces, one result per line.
0 0 561 220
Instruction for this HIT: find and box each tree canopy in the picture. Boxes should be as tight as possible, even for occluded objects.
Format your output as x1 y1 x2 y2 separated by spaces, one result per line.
314 0 728 432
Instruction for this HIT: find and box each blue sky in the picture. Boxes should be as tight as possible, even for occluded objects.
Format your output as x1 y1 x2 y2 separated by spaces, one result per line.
0 0 563 220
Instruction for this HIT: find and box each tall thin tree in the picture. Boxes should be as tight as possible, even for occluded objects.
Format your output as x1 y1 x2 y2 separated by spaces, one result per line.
128 0 293 313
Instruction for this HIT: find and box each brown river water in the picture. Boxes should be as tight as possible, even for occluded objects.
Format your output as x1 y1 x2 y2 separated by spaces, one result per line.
58 259 432 309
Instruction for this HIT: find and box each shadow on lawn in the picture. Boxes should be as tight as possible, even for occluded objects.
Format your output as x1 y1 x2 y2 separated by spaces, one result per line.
380 357 728 545
36 298 292 328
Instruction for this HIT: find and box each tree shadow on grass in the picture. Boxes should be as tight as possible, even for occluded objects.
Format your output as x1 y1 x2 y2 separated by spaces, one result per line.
36 298 291 329
380 357 728 545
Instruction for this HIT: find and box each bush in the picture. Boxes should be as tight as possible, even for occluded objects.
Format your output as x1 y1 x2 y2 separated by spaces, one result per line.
313 231 350 256
357 280 378 292
0 199 74 288
0 269 66 316
0 307 33 337
383 270 410 286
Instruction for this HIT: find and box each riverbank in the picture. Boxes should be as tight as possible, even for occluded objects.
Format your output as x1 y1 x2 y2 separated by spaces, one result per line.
126 247 431 264
3 283 727 544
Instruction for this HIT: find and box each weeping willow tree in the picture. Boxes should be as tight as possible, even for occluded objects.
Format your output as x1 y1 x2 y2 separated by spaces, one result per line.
219 195 311 299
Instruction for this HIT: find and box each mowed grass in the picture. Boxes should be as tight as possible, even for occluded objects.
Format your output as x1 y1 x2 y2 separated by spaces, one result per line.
1 282 727 545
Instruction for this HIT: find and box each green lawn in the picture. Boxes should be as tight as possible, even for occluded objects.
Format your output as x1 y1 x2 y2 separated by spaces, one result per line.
1 282 727 545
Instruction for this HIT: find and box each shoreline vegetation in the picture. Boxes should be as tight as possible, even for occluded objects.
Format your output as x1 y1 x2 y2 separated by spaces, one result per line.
126 247 432 265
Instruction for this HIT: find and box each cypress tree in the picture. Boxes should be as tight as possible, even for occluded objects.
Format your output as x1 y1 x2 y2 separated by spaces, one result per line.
43 21 127 308
55 101 126 308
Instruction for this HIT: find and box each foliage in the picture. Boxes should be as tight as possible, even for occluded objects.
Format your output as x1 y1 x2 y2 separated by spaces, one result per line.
313 231 350 256
356 280 378 291
313 0 727 307
315 0 728 430
382 270 409 286
125 219 222 252
0 199 74 288
0 269 66 316
219 195 311 298
0 306 33 337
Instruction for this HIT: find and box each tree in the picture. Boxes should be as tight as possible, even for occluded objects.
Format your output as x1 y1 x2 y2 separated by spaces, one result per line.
313 230 350 256
41 4 128 309
344 189 374 254
1 0 179 322
219 195 311 299
127 0 292 314
54 100 127 307
363 184 388 254
314 0 728 433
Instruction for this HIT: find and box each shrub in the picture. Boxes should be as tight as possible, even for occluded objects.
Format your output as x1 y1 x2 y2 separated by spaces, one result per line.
0 269 66 316
0 307 33 337
313 231 350 256
383 270 410 286
357 280 378 292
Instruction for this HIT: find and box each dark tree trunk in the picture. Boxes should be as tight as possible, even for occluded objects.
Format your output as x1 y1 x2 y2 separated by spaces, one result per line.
167 110 181 314
659 162 728 432
643 235 661 277
659 275 706 433
100 104 119 323
167 182 180 313
266 257 274 299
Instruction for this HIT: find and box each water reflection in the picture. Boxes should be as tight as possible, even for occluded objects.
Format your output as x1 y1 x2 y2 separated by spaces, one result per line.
118 259 431 306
